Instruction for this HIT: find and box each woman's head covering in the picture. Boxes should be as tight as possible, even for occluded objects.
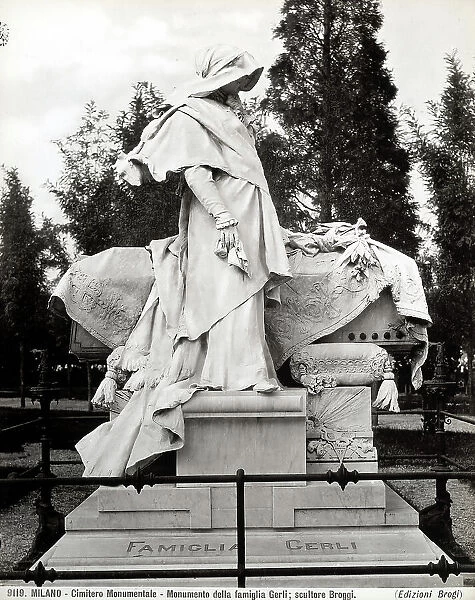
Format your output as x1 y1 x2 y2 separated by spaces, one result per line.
166 45 263 105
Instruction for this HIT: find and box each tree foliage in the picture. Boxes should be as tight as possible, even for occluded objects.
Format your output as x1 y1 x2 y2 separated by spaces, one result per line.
112 83 181 246
49 83 181 254
47 101 118 255
244 98 314 230
0 168 68 391
0 169 44 339
264 0 419 255
257 130 312 230
408 54 475 392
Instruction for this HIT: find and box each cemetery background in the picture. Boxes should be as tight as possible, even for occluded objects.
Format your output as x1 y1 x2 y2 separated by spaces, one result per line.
0 0 474 585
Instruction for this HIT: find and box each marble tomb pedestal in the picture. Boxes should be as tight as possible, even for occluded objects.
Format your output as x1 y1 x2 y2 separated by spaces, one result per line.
37 388 459 587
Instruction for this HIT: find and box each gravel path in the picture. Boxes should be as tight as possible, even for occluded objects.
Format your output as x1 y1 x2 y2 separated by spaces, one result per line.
0 447 92 570
380 461 475 561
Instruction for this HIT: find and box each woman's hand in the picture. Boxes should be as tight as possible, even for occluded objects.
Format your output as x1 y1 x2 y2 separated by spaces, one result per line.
214 224 249 275
215 224 238 258
215 214 239 258
220 224 238 253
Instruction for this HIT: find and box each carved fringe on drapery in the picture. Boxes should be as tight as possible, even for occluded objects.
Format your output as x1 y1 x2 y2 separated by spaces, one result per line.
119 346 149 373
92 377 117 406
123 370 146 391
373 372 399 412
123 370 165 391
123 369 194 392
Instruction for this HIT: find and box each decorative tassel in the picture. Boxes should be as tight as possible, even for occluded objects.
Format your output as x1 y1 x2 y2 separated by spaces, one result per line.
91 375 117 408
374 371 400 412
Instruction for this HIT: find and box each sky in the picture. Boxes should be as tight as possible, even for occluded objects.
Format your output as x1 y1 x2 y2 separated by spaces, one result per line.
0 0 474 227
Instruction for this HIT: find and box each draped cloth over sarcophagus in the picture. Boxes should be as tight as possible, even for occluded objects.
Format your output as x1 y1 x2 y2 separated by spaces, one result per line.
50 247 155 349
265 241 431 389
50 237 431 387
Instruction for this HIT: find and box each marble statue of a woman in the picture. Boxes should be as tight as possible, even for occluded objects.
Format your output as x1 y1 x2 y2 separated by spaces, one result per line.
75 45 299 477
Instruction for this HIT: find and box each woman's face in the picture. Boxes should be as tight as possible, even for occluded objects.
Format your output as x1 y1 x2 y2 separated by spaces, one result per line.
219 75 252 96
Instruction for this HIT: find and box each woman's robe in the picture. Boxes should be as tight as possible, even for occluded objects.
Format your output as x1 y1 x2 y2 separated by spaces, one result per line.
75 97 291 476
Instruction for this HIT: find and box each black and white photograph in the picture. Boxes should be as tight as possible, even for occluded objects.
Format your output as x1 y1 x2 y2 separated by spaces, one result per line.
0 0 474 594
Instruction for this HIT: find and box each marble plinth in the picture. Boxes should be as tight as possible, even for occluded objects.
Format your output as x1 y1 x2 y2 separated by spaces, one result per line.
37 484 461 587
34 389 460 587
66 477 388 532
178 389 307 477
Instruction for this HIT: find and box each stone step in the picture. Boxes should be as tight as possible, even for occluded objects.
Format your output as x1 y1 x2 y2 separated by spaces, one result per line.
65 483 418 535
66 480 394 531
40 522 457 591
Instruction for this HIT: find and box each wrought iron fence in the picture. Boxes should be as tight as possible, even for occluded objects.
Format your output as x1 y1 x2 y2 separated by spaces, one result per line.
1 468 475 587
0 375 474 587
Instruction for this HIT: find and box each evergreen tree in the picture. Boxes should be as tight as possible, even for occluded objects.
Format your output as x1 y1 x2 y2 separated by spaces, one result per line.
265 0 419 255
0 169 67 404
257 130 313 230
244 98 314 230
408 54 475 402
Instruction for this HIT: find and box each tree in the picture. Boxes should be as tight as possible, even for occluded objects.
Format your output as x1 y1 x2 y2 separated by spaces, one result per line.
47 101 118 255
243 98 314 231
111 82 181 245
257 130 313 230
264 0 420 255
0 169 68 404
408 54 475 403
50 84 182 253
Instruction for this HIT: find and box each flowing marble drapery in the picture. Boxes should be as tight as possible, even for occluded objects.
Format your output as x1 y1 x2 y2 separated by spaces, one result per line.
51 235 431 390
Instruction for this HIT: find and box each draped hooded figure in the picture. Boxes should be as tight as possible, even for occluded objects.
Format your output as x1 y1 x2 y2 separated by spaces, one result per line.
75 45 292 477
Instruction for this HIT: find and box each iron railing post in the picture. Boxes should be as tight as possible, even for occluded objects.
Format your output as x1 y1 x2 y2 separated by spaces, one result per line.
419 344 468 560
17 351 64 569
435 387 447 461
236 468 246 588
